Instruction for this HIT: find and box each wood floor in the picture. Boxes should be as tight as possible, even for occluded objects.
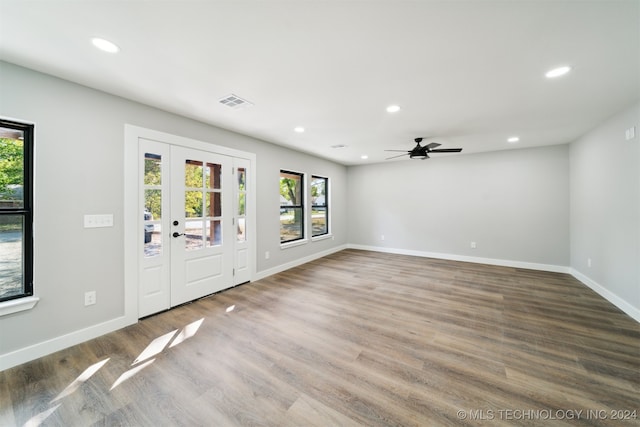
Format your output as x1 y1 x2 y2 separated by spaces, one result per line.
1 249 639 426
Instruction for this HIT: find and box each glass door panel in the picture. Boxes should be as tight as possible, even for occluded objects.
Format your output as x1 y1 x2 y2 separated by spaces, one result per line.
143 153 163 258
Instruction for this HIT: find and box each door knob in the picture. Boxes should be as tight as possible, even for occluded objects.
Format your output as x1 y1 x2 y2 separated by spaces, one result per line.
172 232 185 238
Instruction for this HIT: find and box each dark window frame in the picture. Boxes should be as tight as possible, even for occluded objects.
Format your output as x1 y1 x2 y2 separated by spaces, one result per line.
311 175 329 237
0 118 34 303
279 169 305 244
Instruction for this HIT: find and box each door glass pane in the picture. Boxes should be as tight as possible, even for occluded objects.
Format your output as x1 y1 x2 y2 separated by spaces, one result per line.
185 191 203 218
238 193 245 216
145 189 162 220
144 223 161 258
206 163 221 189
237 168 246 190
206 192 221 217
185 219 203 251
237 218 246 242
206 220 222 247
144 153 161 185
185 160 203 188
0 215 23 299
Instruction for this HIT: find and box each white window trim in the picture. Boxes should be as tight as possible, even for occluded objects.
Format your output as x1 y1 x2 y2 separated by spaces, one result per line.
312 233 333 242
0 296 39 317
279 169 307 247
310 174 330 239
280 238 309 249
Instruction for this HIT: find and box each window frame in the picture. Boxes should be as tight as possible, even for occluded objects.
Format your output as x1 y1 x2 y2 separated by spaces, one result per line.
311 175 329 239
279 169 306 245
0 118 34 303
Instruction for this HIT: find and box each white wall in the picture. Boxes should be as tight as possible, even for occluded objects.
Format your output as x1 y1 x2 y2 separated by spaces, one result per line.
570 102 640 317
347 144 570 269
0 61 348 367
1 59 637 369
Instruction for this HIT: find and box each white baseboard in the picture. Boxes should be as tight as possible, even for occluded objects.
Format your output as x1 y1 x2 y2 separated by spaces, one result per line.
347 244 571 273
254 244 348 281
0 314 136 371
570 269 640 323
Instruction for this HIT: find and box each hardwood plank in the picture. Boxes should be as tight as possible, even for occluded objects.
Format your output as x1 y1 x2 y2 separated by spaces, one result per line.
1 249 638 426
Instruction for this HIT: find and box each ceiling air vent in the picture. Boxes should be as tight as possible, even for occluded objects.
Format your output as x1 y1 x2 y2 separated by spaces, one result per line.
218 94 254 110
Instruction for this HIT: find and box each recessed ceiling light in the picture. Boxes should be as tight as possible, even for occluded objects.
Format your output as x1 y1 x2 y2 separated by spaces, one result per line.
294 126 305 133
545 66 571 78
91 37 120 53
386 105 401 113
507 136 520 143
361 155 369 159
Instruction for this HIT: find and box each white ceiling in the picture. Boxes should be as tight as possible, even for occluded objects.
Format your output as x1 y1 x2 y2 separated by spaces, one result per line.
1 0 638 165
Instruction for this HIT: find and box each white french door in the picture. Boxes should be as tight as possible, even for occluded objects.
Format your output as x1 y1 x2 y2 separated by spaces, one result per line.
138 138 250 317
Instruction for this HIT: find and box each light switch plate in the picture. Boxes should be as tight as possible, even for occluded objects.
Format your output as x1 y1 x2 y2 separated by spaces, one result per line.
84 214 114 228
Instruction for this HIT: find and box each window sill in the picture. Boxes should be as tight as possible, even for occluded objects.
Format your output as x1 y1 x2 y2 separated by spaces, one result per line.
0 296 40 317
312 234 333 242
280 238 308 249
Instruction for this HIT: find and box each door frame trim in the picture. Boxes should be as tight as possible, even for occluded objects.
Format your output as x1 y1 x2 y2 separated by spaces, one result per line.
124 124 256 321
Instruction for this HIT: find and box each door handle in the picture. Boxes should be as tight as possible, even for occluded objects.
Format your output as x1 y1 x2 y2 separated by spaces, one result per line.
172 232 185 238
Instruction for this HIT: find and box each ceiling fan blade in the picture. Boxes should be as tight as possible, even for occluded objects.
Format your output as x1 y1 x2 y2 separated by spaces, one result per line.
430 148 463 153
386 153 410 160
384 149 410 152
425 142 441 149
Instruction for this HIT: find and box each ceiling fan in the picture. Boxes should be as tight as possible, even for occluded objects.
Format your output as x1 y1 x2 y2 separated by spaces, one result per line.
385 137 463 160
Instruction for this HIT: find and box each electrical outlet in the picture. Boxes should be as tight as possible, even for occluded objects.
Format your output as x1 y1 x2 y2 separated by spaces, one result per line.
471 241 477 249
265 251 270 260
381 235 385 241
625 126 636 140
587 258 592 268
85 291 96 306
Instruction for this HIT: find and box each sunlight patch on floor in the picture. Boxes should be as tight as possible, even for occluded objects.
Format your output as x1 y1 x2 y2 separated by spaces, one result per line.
23 404 61 427
169 318 204 348
110 359 155 391
132 330 178 365
50 358 110 403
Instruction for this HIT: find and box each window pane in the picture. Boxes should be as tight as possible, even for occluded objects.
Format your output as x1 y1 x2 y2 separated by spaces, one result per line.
206 192 221 217
206 220 222 247
237 218 246 242
0 215 23 299
311 177 326 207
312 207 328 236
185 220 203 251
280 207 303 242
185 191 203 218
144 153 161 185
280 172 302 206
0 136 25 208
185 160 203 188
206 163 221 189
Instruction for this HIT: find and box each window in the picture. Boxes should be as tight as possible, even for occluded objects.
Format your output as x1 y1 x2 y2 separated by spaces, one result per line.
280 170 304 243
311 175 329 237
0 119 34 303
